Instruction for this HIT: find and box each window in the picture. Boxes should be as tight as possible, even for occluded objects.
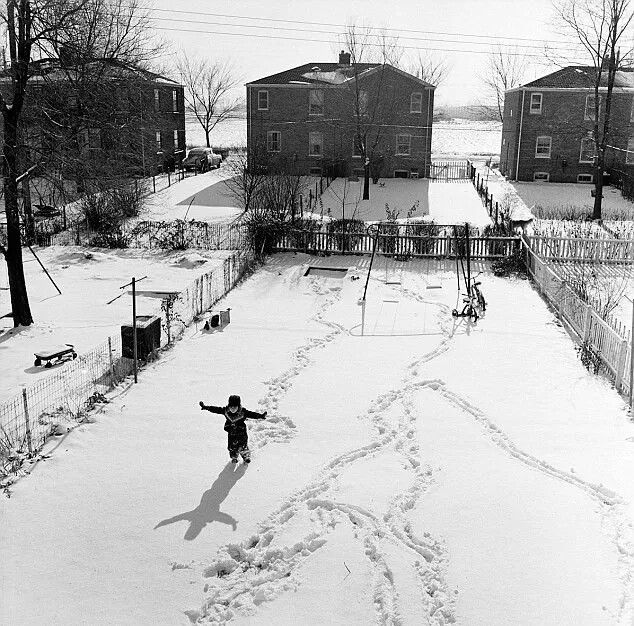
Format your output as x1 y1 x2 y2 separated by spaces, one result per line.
579 137 596 163
309 89 324 115
584 94 600 121
529 93 542 114
352 136 363 158
577 174 594 183
68 94 77 109
154 89 160 112
394 170 410 178
258 90 269 110
267 130 281 152
627 138 634 165
117 87 128 111
155 131 162 149
309 132 323 156
410 92 423 113
173 130 179 149
355 89 368 116
533 172 550 181
88 128 101 150
396 134 411 155
535 136 551 158
309 167 322 175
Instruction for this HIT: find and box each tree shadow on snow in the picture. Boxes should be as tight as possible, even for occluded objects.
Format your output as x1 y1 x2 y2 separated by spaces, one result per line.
154 462 246 540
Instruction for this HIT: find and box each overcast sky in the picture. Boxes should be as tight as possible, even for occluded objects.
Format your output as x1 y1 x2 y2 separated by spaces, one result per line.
149 0 578 106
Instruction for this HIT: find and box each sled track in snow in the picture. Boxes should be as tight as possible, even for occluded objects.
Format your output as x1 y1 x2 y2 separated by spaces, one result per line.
251 278 347 449
186 273 634 625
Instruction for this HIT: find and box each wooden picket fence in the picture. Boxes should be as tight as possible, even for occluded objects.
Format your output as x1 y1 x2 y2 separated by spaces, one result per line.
274 229 519 259
529 235 634 264
523 239 632 400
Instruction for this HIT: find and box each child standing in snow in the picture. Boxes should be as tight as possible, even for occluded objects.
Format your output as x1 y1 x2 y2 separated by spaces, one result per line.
199 395 267 464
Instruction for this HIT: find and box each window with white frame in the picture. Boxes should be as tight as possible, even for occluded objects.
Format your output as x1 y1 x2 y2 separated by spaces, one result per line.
584 94 600 121
172 89 178 112
173 130 179 149
258 90 269 110
267 130 281 152
155 131 162 149
579 137 596 163
154 89 160 112
309 132 323 156
627 138 634 165
309 89 324 115
577 173 594 183
529 93 542 114
535 136 552 158
533 172 550 181
410 92 423 113
396 134 411 155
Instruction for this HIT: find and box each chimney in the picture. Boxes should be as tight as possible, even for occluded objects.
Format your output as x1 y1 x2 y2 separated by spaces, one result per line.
339 50 351 65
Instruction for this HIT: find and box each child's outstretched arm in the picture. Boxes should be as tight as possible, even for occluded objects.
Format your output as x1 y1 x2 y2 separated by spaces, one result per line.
199 401 225 415
243 408 267 420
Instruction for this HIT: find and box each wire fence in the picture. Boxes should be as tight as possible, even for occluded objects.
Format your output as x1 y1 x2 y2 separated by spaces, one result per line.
0 248 254 478
523 238 632 402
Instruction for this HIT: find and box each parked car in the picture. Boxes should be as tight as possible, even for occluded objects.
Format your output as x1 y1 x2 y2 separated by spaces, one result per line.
183 147 221 172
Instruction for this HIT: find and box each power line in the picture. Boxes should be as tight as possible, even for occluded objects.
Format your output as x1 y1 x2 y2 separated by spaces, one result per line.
153 25 556 58
146 7 574 47
147 15 579 54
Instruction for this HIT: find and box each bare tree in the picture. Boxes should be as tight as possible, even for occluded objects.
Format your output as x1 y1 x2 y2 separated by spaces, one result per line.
553 0 634 220
176 54 242 148
408 51 451 87
340 23 405 200
479 45 530 122
0 0 161 326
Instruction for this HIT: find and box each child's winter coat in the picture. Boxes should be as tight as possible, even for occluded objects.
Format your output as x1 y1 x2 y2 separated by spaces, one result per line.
199 400 266 451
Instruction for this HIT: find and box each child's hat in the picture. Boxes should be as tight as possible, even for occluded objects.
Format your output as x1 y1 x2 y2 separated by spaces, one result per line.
228 395 241 407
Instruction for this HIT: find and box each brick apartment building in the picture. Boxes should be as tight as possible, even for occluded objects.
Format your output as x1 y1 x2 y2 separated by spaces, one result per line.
246 51 435 179
500 65 634 183
1 57 186 185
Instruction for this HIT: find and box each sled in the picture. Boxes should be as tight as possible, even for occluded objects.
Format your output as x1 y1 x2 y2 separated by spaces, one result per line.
34 344 77 368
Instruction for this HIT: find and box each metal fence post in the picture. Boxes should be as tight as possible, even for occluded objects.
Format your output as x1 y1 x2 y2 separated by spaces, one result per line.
108 336 115 387
22 388 33 455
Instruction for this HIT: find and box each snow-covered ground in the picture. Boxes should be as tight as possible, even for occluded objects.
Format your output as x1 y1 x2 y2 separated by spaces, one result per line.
315 178 492 227
1 252 634 625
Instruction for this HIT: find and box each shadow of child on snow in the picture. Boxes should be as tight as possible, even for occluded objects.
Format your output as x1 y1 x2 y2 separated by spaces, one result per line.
154 462 247 540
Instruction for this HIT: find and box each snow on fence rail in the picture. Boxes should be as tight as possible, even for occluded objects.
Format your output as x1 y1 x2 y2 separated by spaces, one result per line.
523 239 632 400
274 229 519 258
0 250 254 479
528 235 634 264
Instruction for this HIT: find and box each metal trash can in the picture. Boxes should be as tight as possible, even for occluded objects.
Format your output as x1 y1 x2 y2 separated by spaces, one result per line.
121 315 161 360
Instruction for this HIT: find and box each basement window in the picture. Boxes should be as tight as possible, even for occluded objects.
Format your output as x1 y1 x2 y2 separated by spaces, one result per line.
577 174 594 183
533 172 550 182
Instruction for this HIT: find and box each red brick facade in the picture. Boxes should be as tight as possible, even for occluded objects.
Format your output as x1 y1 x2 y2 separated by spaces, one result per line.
500 69 634 183
247 60 434 178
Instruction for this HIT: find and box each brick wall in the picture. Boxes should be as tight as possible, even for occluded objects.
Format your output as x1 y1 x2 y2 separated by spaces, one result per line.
247 66 433 178
502 87 634 183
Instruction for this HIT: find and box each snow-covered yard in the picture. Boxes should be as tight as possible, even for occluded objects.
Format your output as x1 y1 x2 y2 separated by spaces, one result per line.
316 178 492 228
1 251 634 625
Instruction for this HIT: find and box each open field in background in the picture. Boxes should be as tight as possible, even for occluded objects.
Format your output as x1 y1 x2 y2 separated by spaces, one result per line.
186 117 503 161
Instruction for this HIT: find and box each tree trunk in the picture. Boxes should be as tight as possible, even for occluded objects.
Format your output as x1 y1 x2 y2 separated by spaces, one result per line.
592 156 603 221
205 130 210 148
3 109 33 326
363 160 370 200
